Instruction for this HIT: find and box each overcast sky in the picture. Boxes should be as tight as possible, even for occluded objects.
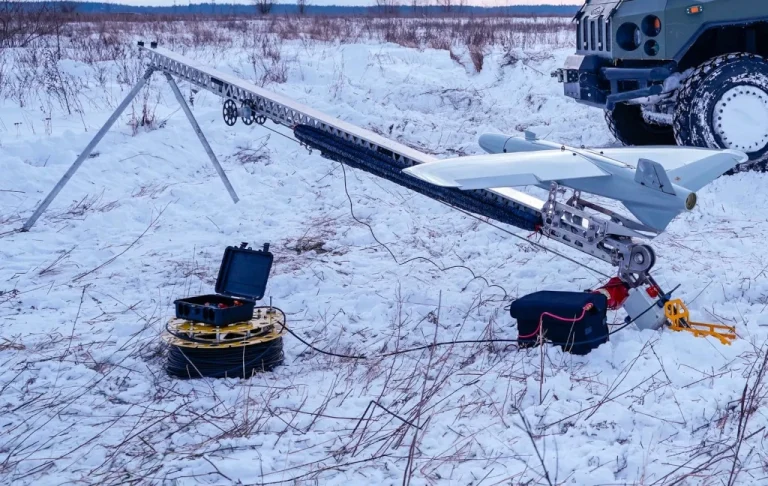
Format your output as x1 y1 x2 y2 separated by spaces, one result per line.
105 0 582 7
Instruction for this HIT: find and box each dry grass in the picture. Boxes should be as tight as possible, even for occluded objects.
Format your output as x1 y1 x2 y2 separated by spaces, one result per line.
3 264 768 485
47 192 120 223
1 14 571 119
4 12 571 48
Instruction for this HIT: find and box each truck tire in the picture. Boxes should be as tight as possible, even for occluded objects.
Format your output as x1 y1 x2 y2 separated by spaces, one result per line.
605 103 676 146
673 53 768 171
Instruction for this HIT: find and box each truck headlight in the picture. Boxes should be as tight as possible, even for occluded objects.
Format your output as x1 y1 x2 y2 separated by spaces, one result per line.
617 22 641 51
642 15 662 37
645 40 660 56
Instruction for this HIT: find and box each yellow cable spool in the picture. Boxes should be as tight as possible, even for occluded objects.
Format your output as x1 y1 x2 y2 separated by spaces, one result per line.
164 307 286 349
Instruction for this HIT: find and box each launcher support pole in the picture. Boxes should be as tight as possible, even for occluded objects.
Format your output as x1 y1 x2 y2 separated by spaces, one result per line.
22 68 156 232
164 72 239 204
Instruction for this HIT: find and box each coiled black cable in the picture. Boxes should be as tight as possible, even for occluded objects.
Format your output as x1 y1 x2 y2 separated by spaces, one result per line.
165 307 287 379
166 338 285 379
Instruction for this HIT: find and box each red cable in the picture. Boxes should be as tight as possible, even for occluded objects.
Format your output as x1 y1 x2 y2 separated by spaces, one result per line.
526 224 542 239
518 304 593 340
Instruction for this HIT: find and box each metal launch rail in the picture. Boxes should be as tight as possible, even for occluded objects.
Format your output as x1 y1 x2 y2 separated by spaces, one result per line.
23 42 659 287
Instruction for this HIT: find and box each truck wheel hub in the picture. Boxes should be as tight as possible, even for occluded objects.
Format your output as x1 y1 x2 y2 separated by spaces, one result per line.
714 86 768 153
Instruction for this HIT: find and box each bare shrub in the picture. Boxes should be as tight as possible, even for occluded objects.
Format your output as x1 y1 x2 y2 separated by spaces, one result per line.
297 0 308 15
0 3 55 48
41 48 84 115
254 0 274 15
132 183 170 199
448 48 462 66
129 87 162 136
381 19 419 48
245 38 289 86
190 21 217 46
229 138 271 173
8 49 41 107
38 247 75 277
469 48 484 72
288 236 328 255
272 16 302 40
375 0 400 16
49 192 120 222
281 216 341 259
0 52 7 99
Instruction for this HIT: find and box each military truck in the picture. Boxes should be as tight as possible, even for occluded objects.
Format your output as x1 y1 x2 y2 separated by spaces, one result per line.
553 1 768 169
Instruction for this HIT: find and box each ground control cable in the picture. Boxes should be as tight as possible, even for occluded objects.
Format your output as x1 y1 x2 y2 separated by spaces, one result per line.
286 285 681 360
163 287 680 379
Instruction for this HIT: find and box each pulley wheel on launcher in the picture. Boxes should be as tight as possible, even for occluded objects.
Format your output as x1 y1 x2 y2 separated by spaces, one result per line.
630 244 655 275
223 99 238 126
241 102 255 126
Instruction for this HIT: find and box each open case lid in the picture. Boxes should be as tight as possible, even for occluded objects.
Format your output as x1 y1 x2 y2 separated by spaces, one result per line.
215 242 274 300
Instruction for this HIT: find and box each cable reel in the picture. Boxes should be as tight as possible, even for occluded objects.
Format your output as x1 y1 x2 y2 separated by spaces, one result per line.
164 307 286 378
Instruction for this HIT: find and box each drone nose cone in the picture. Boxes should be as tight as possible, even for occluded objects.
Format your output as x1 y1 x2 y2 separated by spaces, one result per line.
478 134 509 154
686 192 697 210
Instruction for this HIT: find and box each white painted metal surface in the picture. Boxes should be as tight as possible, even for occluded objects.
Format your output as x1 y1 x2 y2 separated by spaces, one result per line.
477 133 749 194
481 133 748 172
588 146 749 173
404 151 610 190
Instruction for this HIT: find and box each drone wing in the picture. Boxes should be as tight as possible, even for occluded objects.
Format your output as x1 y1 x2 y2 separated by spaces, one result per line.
403 150 610 190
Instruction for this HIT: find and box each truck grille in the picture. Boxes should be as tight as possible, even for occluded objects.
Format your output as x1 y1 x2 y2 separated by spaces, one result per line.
578 15 611 54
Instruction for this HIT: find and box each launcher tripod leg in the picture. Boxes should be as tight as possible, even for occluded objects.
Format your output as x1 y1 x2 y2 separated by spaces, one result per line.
21 69 240 232
22 68 156 232
163 72 239 204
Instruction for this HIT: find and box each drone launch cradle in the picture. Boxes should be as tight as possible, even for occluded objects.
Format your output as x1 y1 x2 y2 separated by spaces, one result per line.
22 41 737 345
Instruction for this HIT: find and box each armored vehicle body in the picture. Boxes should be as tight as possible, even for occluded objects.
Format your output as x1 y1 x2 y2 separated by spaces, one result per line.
554 1 768 168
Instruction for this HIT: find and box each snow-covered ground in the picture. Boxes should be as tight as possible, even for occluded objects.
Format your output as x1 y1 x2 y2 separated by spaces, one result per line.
2 19 768 485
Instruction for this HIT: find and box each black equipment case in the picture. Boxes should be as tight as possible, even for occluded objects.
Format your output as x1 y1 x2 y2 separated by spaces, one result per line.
174 242 273 326
509 291 609 355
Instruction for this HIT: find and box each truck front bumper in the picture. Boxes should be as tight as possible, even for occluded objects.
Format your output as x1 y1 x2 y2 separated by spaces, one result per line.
553 54 672 110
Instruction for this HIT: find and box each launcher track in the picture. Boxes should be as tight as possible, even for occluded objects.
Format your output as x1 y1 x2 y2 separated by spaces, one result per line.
139 44 546 232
